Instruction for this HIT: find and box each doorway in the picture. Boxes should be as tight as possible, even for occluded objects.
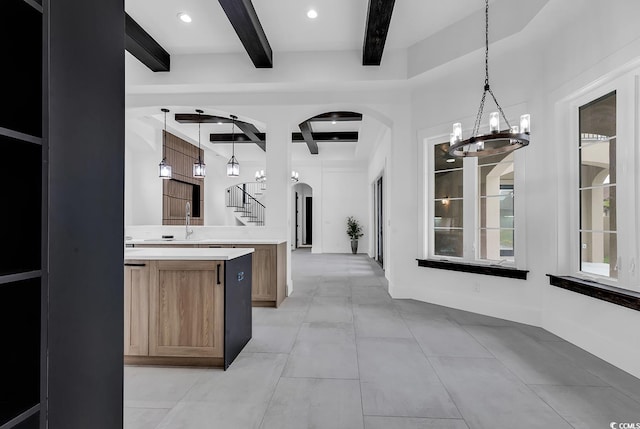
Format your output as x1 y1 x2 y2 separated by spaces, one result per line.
376 175 384 267
305 197 313 245
292 183 313 249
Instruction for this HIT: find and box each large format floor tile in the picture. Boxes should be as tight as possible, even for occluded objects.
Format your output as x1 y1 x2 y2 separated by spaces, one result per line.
358 337 460 418
364 416 469 429
124 250 640 429
283 322 359 379
260 378 364 429
530 385 640 429
430 357 573 429
464 326 609 386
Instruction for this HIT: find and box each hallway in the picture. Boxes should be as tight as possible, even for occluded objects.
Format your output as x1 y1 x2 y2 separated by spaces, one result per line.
125 251 640 429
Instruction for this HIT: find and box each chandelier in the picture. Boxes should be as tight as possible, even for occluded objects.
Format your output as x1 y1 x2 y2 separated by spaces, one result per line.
255 169 266 183
448 0 530 158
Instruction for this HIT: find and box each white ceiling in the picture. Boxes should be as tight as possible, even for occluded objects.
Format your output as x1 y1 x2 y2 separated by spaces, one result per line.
125 0 489 55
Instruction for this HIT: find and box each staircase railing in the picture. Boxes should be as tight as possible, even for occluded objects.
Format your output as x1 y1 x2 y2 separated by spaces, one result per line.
226 183 265 226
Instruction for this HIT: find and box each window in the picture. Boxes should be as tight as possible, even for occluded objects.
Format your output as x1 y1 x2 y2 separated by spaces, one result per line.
433 143 463 257
429 140 519 265
579 92 617 279
560 70 639 292
478 152 515 262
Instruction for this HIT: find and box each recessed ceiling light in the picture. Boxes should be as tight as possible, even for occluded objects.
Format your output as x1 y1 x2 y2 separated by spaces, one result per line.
446 158 456 163
177 12 192 23
331 120 336 125
307 9 318 19
218 121 223 125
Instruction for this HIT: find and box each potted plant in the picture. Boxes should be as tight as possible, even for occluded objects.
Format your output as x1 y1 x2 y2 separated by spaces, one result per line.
346 216 364 254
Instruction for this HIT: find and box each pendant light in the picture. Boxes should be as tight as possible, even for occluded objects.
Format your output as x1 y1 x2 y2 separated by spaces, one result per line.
158 108 172 179
193 109 206 178
448 0 530 158
255 169 266 182
227 114 240 176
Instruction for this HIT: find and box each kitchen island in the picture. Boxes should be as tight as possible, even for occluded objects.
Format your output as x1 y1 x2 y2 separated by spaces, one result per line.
127 238 287 308
124 247 253 370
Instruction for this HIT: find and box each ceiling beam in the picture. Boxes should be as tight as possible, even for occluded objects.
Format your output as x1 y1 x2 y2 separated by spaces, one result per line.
235 121 266 151
362 0 396 66
298 121 318 154
209 131 359 144
292 132 359 142
125 13 170 72
309 112 363 122
176 113 265 151
218 0 273 68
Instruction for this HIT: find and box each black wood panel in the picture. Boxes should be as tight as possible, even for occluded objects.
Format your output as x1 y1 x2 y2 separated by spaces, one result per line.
547 275 640 311
13 411 40 429
125 13 170 72
218 0 273 68
298 121 318 154
310 111 363 122
292 132 359 142
417 259 528 280
363 0 396 66
47 0 124 426
224 254 253 370
0 279 40 425
0 0 42 137
0 136 41 276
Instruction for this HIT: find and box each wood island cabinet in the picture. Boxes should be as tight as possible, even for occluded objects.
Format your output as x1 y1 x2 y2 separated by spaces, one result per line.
124 261 149 356
204 243 286 308
135 241 287 307
149 261 224 359
123 254 252 369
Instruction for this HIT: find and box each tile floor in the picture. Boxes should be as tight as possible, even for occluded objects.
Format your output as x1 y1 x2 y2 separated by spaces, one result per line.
125 250 640 429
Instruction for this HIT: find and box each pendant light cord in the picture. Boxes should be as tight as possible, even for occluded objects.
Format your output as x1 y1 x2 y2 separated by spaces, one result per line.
163 110 167 159
231 116 236 158
472 0 511 136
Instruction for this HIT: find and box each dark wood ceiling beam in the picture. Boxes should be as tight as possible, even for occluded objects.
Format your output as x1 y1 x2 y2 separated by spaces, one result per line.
234 121 266 151
310 112 363 122
292 132 359 142
298 121 318 154
362 0 396 66
209 131 358 144
176 113 265 151
125 13 170 72
218 0 273 68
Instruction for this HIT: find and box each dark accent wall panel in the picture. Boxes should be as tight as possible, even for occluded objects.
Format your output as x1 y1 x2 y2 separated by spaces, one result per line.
46 0 124 427
0 136 41 276
1 0 42 137
162 131 205 225
0 279 40 425
14 412 40 429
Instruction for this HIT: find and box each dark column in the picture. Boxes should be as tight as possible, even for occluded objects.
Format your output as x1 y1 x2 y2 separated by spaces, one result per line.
46 0 124 427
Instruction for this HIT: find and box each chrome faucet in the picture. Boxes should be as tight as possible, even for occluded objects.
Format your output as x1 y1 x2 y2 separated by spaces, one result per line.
185 202 194 239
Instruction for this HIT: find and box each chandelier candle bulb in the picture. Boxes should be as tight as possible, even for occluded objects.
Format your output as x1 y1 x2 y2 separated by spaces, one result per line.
520 114 531 133
489 112 500 133
453 123 463 142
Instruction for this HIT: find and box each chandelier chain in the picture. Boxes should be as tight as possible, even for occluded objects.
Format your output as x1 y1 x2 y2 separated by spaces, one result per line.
472 0 512 136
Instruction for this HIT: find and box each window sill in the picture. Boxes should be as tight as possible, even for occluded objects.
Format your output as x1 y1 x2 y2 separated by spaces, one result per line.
417 259 528 280
547 275 640 312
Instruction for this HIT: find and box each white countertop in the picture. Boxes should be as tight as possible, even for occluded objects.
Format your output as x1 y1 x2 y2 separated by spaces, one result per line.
125 247 254 261
126 238 286 245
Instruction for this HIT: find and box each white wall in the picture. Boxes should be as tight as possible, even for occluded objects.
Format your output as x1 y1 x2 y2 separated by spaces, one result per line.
321 164 369 254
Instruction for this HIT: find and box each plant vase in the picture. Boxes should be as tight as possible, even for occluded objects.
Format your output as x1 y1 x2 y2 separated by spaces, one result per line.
351 239 358 254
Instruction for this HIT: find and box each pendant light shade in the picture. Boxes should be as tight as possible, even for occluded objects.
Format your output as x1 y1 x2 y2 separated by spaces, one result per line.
193 109 206 178
159 108 172 179
227 115 240 177
448 0 530 158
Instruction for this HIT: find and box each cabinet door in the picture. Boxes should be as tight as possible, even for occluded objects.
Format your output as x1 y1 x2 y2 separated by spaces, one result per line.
149 261 224 358
124 261 150 356
232 244 275 301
